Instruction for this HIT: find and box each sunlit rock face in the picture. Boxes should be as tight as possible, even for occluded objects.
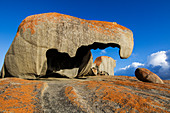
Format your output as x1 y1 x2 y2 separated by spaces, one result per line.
93 56 116 76
1 13 133 79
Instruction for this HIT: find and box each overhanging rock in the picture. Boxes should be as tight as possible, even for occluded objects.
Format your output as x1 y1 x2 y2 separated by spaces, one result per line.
1 12 134 79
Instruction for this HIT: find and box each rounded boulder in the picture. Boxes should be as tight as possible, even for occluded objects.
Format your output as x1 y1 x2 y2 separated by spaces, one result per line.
135 68 164 84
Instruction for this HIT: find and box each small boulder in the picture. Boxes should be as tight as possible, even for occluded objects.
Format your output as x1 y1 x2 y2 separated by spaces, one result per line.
135 68 164 84
91 67 98 75
98 71 109 76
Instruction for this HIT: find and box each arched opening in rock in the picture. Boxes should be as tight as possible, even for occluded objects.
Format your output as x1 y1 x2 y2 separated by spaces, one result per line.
91 45 120 76
45 42 120 78
91 45 120 63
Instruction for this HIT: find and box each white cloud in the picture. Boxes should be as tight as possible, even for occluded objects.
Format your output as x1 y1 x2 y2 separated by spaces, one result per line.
120 62 144 70
147 51 169 69
100 50 107 54
132 62 145 68
115 62 144 76
146 50 170 79
115 50 170 80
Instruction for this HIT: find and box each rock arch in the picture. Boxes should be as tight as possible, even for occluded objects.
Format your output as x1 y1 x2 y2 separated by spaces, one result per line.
1 13 134 79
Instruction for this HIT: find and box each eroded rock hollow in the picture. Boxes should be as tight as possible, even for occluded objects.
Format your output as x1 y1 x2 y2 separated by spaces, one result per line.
1 13 134 79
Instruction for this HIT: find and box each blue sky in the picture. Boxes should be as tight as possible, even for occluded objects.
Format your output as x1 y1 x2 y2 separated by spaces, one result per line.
0 0 170 79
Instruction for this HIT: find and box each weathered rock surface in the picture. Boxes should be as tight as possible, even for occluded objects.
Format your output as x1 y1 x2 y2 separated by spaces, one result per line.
135 68 164 84
0 76 169 113
93 56 116 75
0 78 44 112
1 12 133 79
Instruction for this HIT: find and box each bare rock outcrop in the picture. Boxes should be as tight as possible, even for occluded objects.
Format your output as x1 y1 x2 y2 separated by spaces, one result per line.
0 76 169 112
0 78 44 112
93 56 116 76
1 12 133 79
135 68 164 84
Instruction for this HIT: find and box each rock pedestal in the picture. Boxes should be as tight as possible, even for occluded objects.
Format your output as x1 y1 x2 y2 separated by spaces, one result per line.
93 56 116 76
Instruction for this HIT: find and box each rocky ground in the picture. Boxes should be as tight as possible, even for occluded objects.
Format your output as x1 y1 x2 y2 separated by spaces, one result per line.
0 76 169 113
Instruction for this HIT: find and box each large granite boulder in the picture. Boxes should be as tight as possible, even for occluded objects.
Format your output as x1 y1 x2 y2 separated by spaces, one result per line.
135 68 164 84
93 56 116 76
0 76 169 112
1 12 133 79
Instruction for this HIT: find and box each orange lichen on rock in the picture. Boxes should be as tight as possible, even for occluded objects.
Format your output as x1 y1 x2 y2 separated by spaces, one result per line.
78 79 169 113
90 20 128 31
65 86 80 107
94 56 113 66
112 78 170 93
0 78 44 113
0 76 168 112
94 56 102 66
16 12 130 37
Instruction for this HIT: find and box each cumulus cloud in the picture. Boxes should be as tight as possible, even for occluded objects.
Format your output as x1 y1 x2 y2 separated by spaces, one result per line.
146 50 170 80
147 51 169 69
115 50 170 80
115 62 144 76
